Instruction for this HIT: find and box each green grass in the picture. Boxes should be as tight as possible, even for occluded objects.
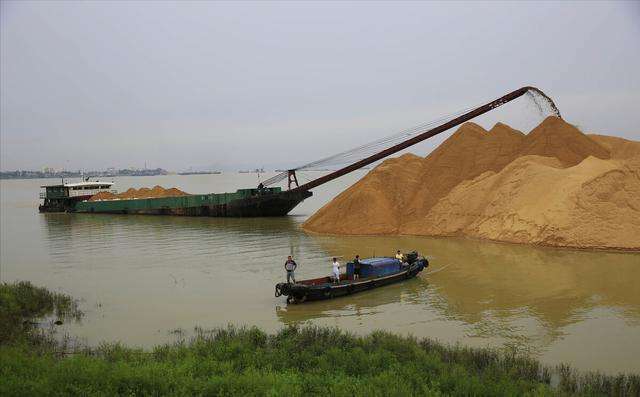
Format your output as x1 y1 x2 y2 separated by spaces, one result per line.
0 281 82 347
1 281 638 396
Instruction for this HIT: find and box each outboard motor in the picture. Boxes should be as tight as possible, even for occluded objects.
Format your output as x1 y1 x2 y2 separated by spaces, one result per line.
422 257 429 270
275 282 292 297
275 282 310 303
410 252 429 272
405 251 419 264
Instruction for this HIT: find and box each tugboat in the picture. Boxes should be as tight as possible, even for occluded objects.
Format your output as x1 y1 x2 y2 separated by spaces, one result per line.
39 180 115 212
275 251 428 303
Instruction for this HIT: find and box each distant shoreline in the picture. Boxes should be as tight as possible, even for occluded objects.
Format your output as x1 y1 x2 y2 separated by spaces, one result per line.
0 168 169 180
177 171 222 175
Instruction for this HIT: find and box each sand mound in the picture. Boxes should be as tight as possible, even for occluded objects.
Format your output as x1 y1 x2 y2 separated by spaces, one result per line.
405 121 527 227
303 117 640 250
163 187 189 197
88 191 118 201
304 122 531 235
137 187 152 197
518 116 610 166
304 153 425 234
89 186 189 201
117 188 139 199
588 134 640 160
420 155 640 249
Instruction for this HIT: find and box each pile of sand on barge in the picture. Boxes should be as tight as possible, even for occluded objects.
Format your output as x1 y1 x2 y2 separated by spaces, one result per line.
302 116 640 250
89 185 189 201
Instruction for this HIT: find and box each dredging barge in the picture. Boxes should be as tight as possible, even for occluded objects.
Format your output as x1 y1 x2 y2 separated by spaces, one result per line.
38 86 560 217
275 252 429 303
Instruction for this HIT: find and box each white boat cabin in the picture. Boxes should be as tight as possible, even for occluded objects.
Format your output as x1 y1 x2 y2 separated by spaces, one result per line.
40 181 116 200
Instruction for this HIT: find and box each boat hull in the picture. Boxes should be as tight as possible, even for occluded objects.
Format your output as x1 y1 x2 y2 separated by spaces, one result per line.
39 196 92 213
275 259 428 303
43 189 312 217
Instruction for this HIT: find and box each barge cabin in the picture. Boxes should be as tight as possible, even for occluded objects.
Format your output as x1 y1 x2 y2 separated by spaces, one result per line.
39 181 115 213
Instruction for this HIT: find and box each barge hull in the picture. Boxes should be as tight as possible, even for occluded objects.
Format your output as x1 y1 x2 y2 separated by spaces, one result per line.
71 189 312 217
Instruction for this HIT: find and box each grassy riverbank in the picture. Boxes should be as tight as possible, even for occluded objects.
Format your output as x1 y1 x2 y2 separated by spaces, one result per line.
1 282 638 396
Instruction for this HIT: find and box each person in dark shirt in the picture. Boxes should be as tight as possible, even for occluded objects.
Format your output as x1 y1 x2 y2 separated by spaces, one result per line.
353 255 361 280
284 255 297 283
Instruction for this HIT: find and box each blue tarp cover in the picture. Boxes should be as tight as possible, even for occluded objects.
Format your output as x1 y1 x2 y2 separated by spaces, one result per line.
347 257 402 278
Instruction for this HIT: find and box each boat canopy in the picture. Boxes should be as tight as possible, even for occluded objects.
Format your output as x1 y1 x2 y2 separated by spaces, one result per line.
348 257 402 278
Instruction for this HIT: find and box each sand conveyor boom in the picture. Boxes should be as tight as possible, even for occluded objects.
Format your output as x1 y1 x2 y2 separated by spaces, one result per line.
261 86 560 192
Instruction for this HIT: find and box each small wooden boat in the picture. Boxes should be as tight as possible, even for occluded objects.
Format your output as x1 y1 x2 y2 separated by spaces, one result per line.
275 251 428 303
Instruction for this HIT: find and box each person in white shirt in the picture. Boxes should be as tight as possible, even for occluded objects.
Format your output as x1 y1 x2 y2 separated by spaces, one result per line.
395 250 404 262
395 250 407 270
332 257 341 284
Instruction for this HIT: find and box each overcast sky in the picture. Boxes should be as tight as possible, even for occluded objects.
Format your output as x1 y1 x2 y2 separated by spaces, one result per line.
1 1 639 172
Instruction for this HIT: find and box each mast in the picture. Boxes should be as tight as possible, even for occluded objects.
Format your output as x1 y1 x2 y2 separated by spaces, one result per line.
291 86 559 192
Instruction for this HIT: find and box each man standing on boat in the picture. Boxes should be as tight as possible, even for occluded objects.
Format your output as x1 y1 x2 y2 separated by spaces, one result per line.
332 257 341 284
284 255 297 284
353 255 361 280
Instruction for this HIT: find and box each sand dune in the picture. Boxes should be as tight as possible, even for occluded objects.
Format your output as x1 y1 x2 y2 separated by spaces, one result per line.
302 117 640 250
304 153 425 235
89 185 189 201
420 155 640 249
588 134 640 160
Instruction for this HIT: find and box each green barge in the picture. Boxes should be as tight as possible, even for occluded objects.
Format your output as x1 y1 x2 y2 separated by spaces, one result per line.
39 181 312 217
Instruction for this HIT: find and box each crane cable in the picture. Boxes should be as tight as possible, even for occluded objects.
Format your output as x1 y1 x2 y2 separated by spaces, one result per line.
262 88 559 187
261 102 482 187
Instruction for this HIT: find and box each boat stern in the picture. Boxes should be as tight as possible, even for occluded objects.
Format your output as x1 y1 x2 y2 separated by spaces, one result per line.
275 282 310 303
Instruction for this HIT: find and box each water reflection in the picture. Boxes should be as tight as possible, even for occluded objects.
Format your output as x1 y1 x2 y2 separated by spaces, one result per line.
40 212 310 265
279 235 640 355
276 276 431 323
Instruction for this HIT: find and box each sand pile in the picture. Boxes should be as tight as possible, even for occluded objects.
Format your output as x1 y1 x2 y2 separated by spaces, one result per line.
405 122 528 228
305 153 426 234
305 123 528 235
89 185 189 201
88 191 118 201
303 116 640 250
420 155 640 249
517 116 609 166
588 135 640 160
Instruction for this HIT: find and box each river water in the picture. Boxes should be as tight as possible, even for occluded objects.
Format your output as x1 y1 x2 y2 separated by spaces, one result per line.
1 173 639 374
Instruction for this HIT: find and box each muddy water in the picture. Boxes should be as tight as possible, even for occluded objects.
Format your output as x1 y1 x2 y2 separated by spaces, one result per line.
1 174 639 374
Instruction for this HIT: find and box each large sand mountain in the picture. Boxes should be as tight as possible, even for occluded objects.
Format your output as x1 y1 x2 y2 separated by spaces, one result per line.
302 117 640 250
588 134 640 160
420 155 640 249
